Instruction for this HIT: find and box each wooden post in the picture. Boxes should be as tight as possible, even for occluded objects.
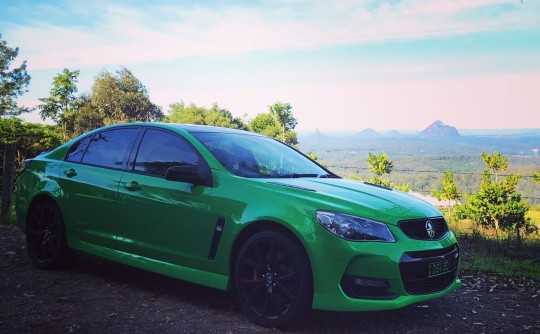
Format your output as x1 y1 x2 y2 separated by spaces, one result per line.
1 143 16 223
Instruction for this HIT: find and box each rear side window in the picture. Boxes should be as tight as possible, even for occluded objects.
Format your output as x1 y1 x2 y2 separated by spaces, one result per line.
66 135 92 162
81 128 139 169
132 129 200 177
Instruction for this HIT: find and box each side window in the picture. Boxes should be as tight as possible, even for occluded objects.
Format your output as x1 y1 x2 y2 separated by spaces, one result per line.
65 135 92 162
133 129 200 178
81 128 139 169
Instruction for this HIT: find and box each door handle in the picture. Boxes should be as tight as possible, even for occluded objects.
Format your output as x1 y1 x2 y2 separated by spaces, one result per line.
125 181 141 191
64 168 77 177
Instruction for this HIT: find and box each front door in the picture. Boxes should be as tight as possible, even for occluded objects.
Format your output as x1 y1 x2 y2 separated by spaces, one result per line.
116 128 212 268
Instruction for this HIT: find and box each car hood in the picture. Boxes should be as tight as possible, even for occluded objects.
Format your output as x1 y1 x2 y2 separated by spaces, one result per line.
263 177 441 224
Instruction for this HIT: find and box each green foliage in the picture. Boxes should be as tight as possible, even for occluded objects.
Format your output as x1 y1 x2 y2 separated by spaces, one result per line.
269 101 297 139
19 122 63 158
457 152 535 239
72 94 102 136
367 152 393 176
305 151 329 168
0 118 62 161
91 67 163 125
38 68 80 141
249 101 298 147
431 170 461 204
0 117 24 144
1 118 62 223
165 102 247 130
455 230 540 280
0 34 31 116
481 151 508 181
36 67 163 139
533 171 540 184
351 152 409 191
249 113 280 136
305 151 318 161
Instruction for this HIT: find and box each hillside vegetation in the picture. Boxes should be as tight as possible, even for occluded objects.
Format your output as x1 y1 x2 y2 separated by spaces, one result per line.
299 134 540 204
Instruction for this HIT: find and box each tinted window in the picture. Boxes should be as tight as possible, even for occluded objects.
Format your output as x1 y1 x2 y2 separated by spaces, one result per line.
192 132 328 178
66 135 92 162
133 129 200 177
81 128 139 169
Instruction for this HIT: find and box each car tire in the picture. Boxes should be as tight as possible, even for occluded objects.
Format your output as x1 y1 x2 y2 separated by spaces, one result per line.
234 230 312 327
26 200 70 269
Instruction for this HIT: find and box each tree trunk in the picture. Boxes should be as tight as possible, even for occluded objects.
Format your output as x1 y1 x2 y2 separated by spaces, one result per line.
493 218 500 240
1 144 16 223
516 226 522 249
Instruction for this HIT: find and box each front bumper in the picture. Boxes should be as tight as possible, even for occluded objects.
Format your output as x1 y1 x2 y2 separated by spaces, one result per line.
309 226 461 311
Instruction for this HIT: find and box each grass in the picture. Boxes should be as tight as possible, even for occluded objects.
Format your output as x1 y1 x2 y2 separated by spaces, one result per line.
527 209 540 225
448 217 540 280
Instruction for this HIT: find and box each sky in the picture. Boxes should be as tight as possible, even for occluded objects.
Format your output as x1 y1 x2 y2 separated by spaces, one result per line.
1 0 539 132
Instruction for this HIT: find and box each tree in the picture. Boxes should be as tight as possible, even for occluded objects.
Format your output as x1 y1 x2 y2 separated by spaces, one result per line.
457 152 533 240
364 152 409 191
269 101 297 143
0 34 31 117
249 113 280 137
91 67 163 125
0 117 23 222
367 152 394 176
431 170 461 219
1 35 31 222
481 152 508 182
165 102 247 130
38 68 80 141
1 118 62 222
249 101 298 146
431 170 461 206
205 103 247 130
72 94 104 136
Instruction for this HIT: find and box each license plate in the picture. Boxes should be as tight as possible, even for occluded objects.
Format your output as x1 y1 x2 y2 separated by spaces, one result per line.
428 259 452 277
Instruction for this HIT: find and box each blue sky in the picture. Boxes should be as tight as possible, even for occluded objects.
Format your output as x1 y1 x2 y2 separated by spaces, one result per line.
1 0 539 132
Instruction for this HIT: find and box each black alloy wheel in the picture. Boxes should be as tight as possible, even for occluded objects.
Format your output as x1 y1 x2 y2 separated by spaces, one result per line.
234 230 312 327
26 201 69 269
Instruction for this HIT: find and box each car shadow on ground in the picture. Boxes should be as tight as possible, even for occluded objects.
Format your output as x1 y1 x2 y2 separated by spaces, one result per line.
65 254 456 333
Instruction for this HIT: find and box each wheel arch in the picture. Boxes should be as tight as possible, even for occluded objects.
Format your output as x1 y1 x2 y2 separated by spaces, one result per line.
229 220 314 291
24 194 62 230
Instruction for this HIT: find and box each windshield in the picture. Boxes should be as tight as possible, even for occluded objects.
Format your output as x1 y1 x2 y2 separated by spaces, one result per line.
192 132 331 178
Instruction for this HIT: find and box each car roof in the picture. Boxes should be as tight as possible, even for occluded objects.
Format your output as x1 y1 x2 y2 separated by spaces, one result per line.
165 123 258 135
104 122 261 136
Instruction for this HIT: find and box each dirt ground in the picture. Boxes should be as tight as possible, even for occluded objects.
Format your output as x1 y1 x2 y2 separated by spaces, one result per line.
1 224 540 334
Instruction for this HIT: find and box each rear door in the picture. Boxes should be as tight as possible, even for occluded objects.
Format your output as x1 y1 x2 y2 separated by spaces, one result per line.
116 128 213 267
59 127 140 249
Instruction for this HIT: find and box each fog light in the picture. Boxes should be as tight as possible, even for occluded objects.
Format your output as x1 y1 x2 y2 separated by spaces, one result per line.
352 277 390 288
341 275 397 300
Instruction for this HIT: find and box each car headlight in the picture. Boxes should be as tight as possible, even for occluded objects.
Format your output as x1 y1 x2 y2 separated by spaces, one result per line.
316 211 395 242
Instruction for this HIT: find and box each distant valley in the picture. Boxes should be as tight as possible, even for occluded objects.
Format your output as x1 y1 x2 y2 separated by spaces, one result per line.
298 121 540 204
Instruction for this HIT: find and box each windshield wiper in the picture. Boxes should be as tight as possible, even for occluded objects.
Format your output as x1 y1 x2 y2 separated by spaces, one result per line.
286 173 320 178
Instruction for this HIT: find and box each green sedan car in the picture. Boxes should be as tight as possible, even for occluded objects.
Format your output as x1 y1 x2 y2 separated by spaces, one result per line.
16 123 461 327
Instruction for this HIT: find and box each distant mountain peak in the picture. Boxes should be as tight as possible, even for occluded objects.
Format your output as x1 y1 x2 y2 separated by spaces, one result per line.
386 130 402 137
419 120 460 138
356 128 380 138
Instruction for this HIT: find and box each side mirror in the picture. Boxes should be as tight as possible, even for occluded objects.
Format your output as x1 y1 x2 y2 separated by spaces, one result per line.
165 165 211 187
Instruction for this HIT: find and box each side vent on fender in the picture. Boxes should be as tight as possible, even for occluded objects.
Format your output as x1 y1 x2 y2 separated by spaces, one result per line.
208 217 225 260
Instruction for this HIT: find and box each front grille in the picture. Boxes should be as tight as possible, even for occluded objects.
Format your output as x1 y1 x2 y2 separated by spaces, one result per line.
398 217 448 240
399 245 459 295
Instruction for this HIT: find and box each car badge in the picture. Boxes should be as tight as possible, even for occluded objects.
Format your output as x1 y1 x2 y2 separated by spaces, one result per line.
425 220 435 239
